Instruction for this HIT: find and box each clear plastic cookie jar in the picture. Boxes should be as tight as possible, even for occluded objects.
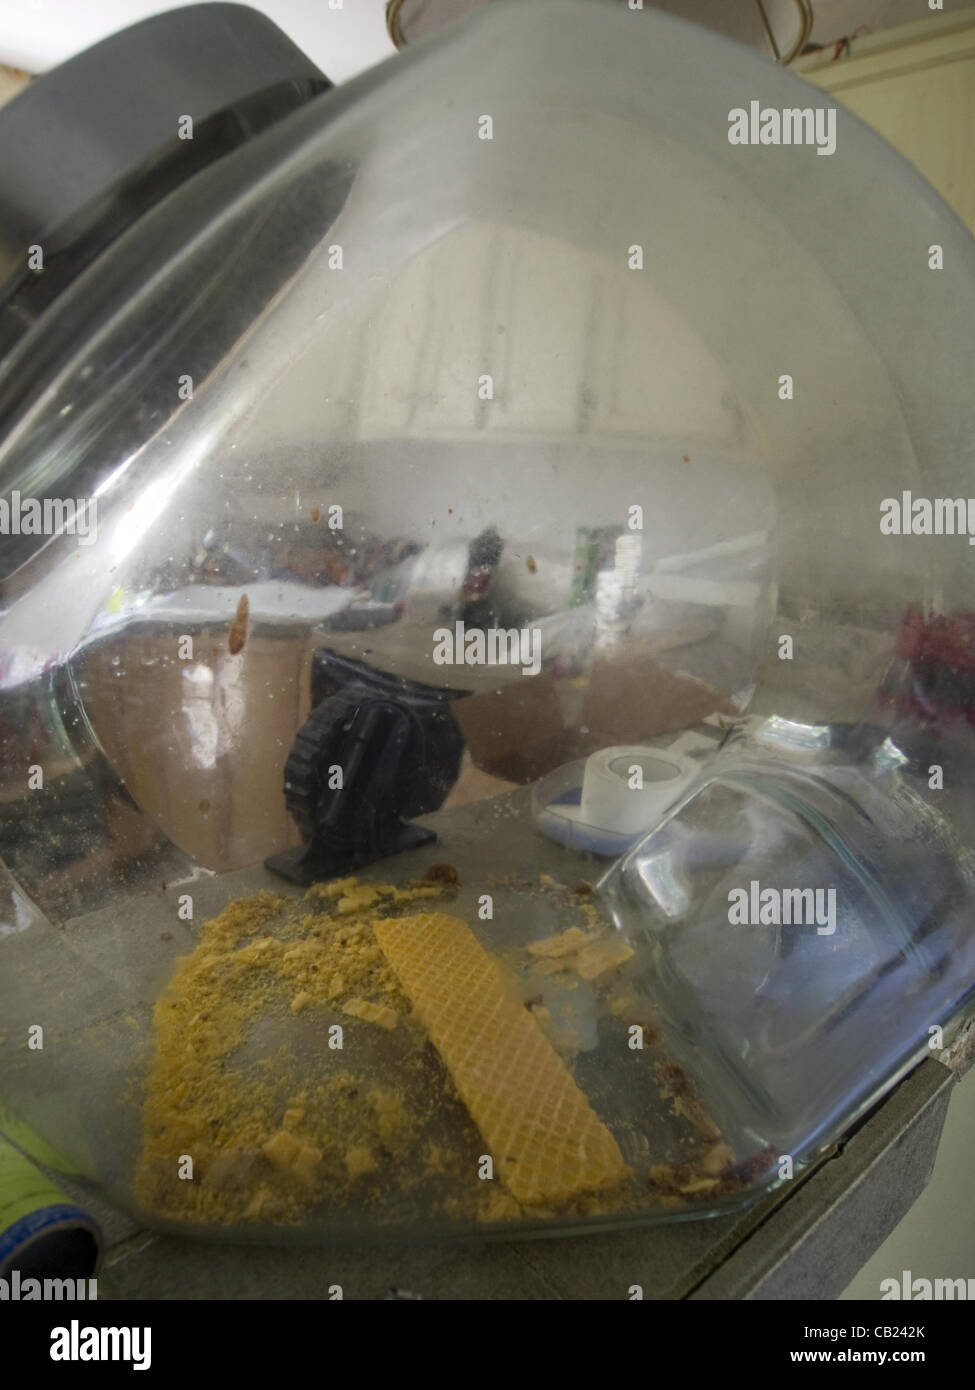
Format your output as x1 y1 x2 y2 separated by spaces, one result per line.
0 0 974 1243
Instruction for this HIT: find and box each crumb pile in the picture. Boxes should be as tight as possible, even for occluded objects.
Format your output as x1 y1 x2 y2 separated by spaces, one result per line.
135 874 461 1226
134 871 766 1232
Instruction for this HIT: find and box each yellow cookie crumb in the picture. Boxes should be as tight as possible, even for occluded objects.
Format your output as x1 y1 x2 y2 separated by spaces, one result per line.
607 989 642 1018
336 885 383 915
574 935 633 980
392 884 447 903
292 1144 324 1184
527 926 600 959
345 1143 378 1179
369 1088 407 1142
262 1130 301 1170
343 997 398 1030
315 876 358 899
532 957 571 977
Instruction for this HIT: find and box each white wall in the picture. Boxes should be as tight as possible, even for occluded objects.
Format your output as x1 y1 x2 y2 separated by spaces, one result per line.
810 0 945 44
0 0 956 78
0 0 395 81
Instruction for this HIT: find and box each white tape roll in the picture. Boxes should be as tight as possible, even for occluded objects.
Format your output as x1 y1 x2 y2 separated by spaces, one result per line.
578 745 696 836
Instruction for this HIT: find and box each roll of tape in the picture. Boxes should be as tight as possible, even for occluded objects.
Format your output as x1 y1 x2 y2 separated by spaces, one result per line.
579 745 696 835
0 1133 102 1278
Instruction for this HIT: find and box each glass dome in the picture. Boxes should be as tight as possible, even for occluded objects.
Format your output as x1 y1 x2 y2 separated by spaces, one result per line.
1 0 974 1242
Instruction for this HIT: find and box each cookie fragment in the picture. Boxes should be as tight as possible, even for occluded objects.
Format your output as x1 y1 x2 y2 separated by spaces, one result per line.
374 912 628 1205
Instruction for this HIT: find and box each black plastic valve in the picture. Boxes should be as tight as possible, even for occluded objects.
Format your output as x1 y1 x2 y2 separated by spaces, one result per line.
265 652 465 885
